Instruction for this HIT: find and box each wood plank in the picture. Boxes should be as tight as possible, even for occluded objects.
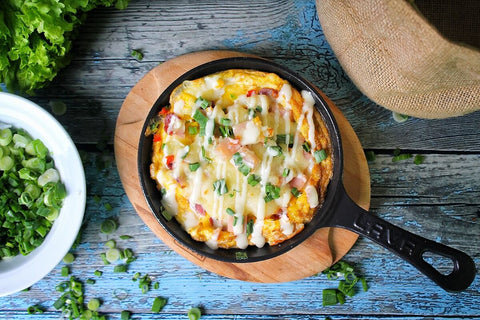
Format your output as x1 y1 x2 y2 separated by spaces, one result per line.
23 0 480 151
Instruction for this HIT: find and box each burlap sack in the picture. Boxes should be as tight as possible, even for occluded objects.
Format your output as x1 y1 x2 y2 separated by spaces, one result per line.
316 0 480 119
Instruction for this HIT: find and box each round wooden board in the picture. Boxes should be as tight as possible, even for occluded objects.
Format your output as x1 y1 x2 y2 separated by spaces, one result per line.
114 50 370 283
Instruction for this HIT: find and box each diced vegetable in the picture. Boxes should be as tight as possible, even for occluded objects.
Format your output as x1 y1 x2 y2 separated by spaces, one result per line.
0 127 66 259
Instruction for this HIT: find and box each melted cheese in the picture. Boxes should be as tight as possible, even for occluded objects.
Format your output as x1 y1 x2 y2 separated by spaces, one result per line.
150 69 333 249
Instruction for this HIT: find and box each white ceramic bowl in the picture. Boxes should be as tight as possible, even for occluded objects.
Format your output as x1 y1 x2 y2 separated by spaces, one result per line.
0 92 86 296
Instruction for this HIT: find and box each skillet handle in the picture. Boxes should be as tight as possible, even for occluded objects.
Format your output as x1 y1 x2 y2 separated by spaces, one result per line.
329 184 476 292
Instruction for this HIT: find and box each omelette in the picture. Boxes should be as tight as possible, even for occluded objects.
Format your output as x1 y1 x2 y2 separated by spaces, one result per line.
147 69 333 249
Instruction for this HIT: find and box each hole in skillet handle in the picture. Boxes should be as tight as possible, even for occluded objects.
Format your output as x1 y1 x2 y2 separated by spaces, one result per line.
327 184 476 292
137 57 343 264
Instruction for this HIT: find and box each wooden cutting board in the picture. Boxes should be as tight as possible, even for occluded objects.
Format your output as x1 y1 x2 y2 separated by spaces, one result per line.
114 50 370 283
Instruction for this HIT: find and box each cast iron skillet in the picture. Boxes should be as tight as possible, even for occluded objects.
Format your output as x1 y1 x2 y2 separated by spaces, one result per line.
138 57 476 292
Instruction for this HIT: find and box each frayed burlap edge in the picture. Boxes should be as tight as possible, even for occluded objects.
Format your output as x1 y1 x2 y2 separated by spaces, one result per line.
316 0 480 119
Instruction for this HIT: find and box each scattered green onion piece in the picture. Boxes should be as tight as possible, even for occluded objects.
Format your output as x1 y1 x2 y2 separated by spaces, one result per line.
365 150 376 162
27 305 44 314
151 297 167 313
121 310 131 320
153 282 160 290
61 266 69 277
120 235 132 240
105 239 116 249
188 307 202 320
414 154 425 165
63 252 75 264
104 202 113 211
131 49 144 61
114 264 128 273
94 270 103 277
100 253 110 265
235 252 248 260
282 168 290 177
106 248 121 263
322 289 338 306
100 219 118 234
392 153 412 162
48 100 67 116
87 298 101 311
86 278 96 285
226 208 235 216
392 111 409 123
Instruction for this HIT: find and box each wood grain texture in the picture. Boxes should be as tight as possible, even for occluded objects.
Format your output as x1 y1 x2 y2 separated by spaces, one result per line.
1 0 478 319
28 0 480 151
114 50 371 282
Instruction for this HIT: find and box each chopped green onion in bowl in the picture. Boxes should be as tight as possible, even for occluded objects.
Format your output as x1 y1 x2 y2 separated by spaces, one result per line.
0 127 67 259
0 92 86 297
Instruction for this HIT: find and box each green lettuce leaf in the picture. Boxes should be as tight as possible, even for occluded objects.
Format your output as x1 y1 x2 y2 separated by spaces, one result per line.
0 0 130 95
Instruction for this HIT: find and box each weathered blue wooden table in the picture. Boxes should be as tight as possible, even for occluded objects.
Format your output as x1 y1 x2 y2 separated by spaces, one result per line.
1 1 479 319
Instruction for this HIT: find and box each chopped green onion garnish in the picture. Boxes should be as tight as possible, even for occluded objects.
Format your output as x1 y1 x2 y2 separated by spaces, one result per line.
193 109 208 136
314 149 327 163
220 118 231 126
291 187 301 198
201 146 212 163
189 162 201 172
238 164 250 176
246 219 254 236
213 179 228 195
195 97 210 109
302 141 311 152
151 297 167 313
247 174 261 186
235 252 248 261
264 183 280 202
94 270 103 277
276 134 294 147
282 168 290 177
86 279 95 285
188 307 202 320
188 125 199 135
120 235 132 240
226 208 235 216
